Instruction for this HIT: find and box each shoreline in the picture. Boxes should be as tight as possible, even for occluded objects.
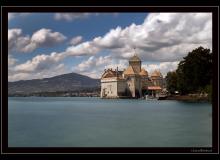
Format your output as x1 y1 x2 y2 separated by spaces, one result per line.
8 94 211 102
164 95 210 102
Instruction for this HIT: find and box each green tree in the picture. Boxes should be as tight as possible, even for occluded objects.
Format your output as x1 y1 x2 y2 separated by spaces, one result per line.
176 46 212 94
165 71 178 94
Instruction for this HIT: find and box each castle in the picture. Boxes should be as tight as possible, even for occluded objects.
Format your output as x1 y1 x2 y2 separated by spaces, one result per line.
100 54 164 98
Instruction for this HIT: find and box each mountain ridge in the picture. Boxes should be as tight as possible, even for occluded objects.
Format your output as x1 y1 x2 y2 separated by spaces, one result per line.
8 72 100 95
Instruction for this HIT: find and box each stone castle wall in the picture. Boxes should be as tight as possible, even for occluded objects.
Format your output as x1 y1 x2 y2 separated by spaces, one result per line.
101 78 118 98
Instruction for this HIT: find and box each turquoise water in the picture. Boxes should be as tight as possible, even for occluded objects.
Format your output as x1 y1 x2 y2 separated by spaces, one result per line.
8 97 212 147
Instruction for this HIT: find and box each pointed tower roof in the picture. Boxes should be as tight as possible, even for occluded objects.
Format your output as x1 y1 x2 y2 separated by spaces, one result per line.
151 70 162 77
139 68 148 76
123 66 136 75
129 55 141 62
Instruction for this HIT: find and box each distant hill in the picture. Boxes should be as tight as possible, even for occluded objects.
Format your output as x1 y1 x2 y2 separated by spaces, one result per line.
8 72 100 95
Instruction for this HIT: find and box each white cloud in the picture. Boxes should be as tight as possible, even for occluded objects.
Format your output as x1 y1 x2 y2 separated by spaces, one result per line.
73 55 112 72
54 13 119 21
104 59 127 70
58 13 212 63
72 55 128 79
54 13 96 21
8 28 67 53
14 52 66 73
31 28 67 47
93 26 126 49
8 55 18 66
142 61 179 77
8 13 31 21
9 63 68 82
69 36 83 45
65 41 100 56
72 55 113 78
8 51 68 81
9 13 212 81
8 28 23 52
67 13 212 62
8 72 31 82
8 44 68 81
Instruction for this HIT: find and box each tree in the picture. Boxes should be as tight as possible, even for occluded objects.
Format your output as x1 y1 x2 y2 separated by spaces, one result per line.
176 46 212 94
165 71 178 94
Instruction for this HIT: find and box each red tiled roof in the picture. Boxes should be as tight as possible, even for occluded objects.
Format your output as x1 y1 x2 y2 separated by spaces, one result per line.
147 86 162 90
101 69 123 78
139 68 148 76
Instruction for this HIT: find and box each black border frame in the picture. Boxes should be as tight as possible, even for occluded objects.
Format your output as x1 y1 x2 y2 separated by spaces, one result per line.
1 6 219 154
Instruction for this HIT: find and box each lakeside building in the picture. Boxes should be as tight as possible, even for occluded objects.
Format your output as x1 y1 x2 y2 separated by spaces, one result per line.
100 54 164 98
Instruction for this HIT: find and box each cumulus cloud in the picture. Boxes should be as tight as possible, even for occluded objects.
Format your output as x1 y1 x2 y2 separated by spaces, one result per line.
110 14 209 59
9 13 212 81
69 36 83 45
8 52 68 81
32 28 67 46
73 56 112 72
142 61 179 77
93 13 211 62
14 52 66 73
60 13 212 62
65 41 100 56
8 28 67 53
8 39 87 81
72 55 128 78
8 28 23 52
9 63 68 82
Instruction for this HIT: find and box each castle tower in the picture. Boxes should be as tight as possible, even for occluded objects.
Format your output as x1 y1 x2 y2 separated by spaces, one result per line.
129 53 141 73
122 52 142 98
151 70 163 87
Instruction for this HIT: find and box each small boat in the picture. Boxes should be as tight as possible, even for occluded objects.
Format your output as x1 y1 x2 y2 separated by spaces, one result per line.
157 93 168 100
145 95 158 100
158 95 167 100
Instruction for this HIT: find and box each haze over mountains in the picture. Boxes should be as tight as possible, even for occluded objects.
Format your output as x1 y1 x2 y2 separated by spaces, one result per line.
8 72 100 95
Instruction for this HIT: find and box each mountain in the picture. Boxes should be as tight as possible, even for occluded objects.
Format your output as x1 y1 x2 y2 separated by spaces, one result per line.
8 72 100 95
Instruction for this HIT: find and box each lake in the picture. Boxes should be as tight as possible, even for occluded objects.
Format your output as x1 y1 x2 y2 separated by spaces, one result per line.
8 97 212 147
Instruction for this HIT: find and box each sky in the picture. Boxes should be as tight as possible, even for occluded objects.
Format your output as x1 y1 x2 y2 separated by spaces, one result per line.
8 12 212 81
